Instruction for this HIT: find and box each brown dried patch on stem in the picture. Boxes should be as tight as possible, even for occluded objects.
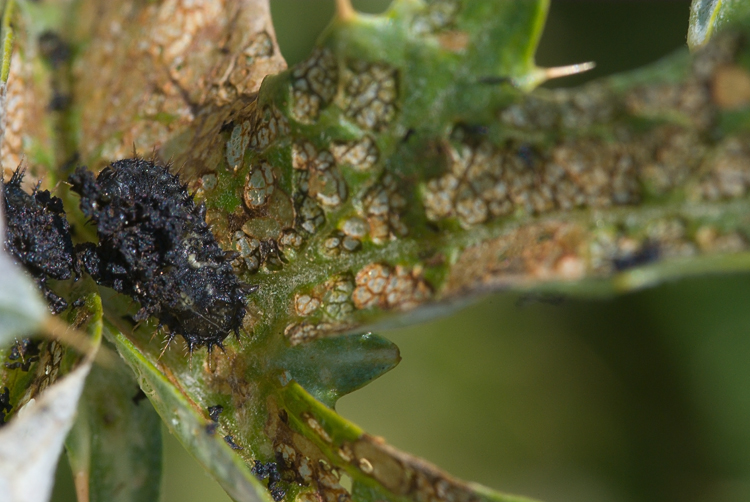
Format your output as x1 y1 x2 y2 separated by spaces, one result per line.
267 400 352 502
423 136 641 227
693 136 750 201
445 212 750 296
424 113 738 228
71 0 285 170
436 31 470 53
343 434 486 502
331 136 379 171
284 276 358 344
293 140 347 209
444 221 588 294
284 321 354 346
290 275 356 321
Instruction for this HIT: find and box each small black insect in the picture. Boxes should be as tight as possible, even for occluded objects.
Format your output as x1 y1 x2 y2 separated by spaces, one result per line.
69 158 254 353
2 169 77 313
131 388 147 405
208 404 224 422
223 435 243 450
5 337 42 371
48 91 71 112
0 386 11 426
613 242 660 272
38 31 71 69
205 405 224 435
252 460 285 501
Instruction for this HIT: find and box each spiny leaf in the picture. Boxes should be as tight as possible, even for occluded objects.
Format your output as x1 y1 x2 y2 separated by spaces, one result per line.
52 2 573 502
7 2 750 502
180 1 750 346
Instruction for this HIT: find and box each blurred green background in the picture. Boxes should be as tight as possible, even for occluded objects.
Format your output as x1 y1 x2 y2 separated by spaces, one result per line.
52 1 750 502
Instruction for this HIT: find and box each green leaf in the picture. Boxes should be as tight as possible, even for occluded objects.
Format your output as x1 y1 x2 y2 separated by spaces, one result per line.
102 319 272 502
65 342 162 502
277 381 540 502
0 290 102 502
276 332 400 408
0 360 93 502
0 252 48 347
689 0 750 49
0 0 14 84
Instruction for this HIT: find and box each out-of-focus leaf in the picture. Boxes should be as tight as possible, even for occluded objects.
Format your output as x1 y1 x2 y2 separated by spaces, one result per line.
0 291 101 502
102 320 271 502
0 251 48 346
0 0 13 84
65 342 162 502
0 362 91 502
689 0 750 48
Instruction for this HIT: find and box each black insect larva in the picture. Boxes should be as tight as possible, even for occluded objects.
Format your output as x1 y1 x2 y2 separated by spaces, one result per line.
2 169 77 314
69 158 254 353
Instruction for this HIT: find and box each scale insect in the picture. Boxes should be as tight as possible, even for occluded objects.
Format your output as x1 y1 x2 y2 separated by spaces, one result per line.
70 158 255 353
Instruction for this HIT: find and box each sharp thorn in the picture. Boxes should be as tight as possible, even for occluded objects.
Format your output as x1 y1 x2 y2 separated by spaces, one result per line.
336 0 356 21
543 61 596 80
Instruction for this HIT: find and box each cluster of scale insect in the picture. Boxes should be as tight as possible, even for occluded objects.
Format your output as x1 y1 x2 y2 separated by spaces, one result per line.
1 169 78 314
252 460 286 502
69 159 254 353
